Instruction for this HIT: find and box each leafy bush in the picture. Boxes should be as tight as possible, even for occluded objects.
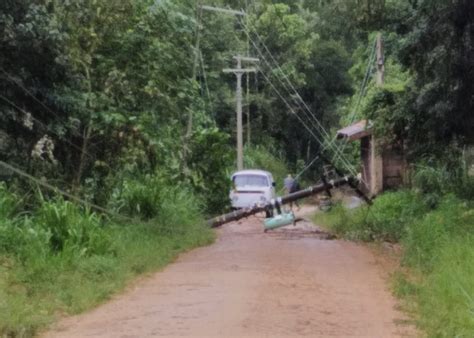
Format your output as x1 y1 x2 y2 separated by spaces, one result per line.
364 191 427 242
0 192 214 336
155 186 203 229
187 128 233 215
413 158 474 202
0 218 50 260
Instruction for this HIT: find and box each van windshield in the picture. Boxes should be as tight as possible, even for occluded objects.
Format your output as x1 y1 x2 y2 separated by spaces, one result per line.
234 175 269 187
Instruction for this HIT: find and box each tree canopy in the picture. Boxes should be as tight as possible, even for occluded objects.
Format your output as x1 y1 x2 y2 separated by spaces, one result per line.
1 0 473 212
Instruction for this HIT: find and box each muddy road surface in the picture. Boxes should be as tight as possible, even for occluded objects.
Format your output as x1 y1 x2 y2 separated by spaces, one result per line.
46 206 414 337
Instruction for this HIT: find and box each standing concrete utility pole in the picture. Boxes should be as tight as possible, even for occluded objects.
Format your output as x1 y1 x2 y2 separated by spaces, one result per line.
245 0 251 146
224 56 259 170
371 32 385 196
376 33 385 86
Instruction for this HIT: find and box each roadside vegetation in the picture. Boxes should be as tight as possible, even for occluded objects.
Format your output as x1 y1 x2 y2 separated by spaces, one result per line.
1 0 473 336
0 183 214 337
314 163 474 336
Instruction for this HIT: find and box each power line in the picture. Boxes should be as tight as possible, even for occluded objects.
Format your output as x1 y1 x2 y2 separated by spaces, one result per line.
236 16 357 172
199 49 213 114
0 160 197 234
237 15 378 192
199 4 356 176
277 153 320 195
0 160 119 218
0 68 69 124
238 18 341 145
348 38 377 124
257 65 358 176
237 18 358 176
322 37 378 179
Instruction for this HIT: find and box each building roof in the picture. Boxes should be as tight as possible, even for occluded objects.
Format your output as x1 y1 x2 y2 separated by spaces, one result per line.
336 120 372 141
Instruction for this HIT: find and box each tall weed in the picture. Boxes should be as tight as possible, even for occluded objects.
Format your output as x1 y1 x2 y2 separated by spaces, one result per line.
403 195 474 272
36 199 110 255
365 191 427 242
0 183 18 219
416 237 474 337
413 158 474 202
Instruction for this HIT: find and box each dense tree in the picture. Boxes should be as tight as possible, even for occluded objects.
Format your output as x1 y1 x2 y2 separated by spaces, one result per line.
398 0 474 154
1 0 473 212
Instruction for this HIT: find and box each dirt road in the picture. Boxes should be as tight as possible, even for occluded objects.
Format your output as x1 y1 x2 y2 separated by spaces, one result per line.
47 207 414 337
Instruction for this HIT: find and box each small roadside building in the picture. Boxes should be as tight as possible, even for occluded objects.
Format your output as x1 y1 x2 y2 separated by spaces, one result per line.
336 120 407 196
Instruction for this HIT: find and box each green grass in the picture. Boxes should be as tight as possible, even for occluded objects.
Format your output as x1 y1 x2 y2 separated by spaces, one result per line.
0 185 215 337
314 191 474 337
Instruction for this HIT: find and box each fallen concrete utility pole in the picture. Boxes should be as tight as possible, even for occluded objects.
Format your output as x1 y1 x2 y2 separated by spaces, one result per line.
207 176 356 228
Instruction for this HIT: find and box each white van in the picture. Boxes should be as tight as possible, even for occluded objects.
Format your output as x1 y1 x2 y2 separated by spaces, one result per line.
230 170 276 209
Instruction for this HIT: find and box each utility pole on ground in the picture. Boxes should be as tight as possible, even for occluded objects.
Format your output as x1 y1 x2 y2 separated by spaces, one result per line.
224 56 259 171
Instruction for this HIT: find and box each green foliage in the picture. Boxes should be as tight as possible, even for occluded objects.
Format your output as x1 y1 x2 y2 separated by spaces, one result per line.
413 156 474 203
0 193 214 337
403 196 474 272
155 186 205 230
315 190 427 242
36 199 110 255
187 128 233 215
364 191 428 242
398 0 474 148
416 237 474 337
